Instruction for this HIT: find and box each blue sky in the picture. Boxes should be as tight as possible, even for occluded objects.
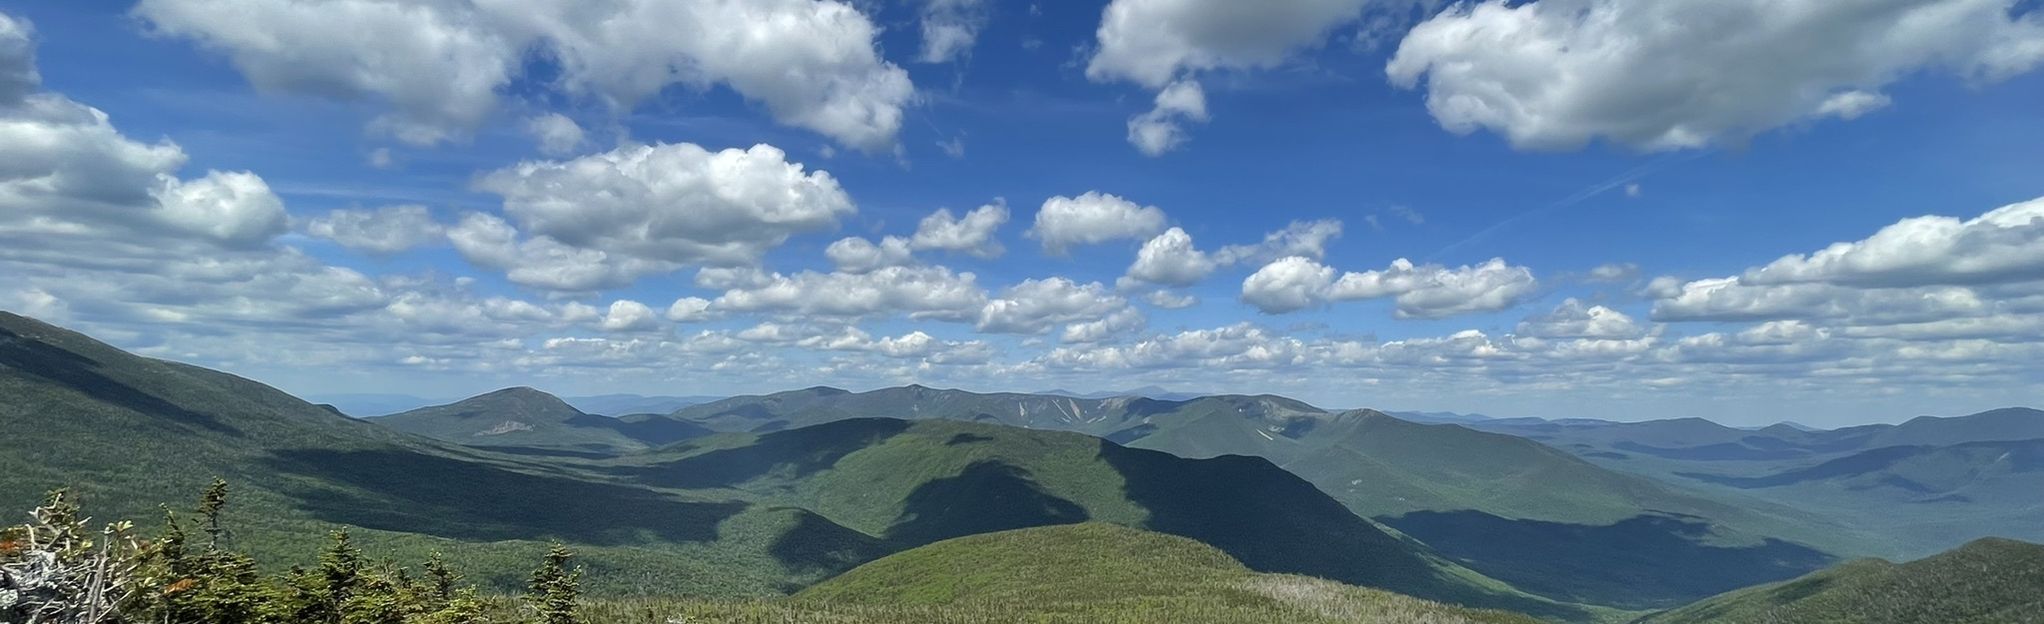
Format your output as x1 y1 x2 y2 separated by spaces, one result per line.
3 0 2043 426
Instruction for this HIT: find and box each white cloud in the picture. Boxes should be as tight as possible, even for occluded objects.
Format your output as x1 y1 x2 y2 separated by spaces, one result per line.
910 200 1009 257
1213 219 1344 264
1127 79 1210 156
134 0 519 146
599 299 662 332
151 171 288 249
977 278 1136 335
525 113 586 156
796 327 993 363
1240 256 1338 313
1517 299 1645 340
1061 308 1148 344
470 142 852 286
1648 197 2044 347
1816 90 1891 120
446 212 676 292
1741 197 2044 288
665 297 713 322
1387 0 2044 150
826 236 914 273
136 0 916 150
1587 263 1640 282
917 0 988 63
1650 278 2025 325
1122 227 1215 287
305 205 445 254
1087 0 1372 88
0 12 38 105
713 265 987 321
1145 290 1199 309
1242 256 1539 318
1029 192 1168 253
1042 323 1308 370
0 32 286 256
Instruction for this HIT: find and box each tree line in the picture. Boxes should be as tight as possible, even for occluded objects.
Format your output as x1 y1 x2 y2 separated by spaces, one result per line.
0 480 583 624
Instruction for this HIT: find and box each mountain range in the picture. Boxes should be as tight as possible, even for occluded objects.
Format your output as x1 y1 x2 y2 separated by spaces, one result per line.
1466 410 2044 558
5 310 2042 622
0 312 1587 619
667 386 1864 608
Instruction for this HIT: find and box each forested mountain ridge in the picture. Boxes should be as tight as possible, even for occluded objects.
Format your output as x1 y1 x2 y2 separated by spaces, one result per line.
0 312 1593 620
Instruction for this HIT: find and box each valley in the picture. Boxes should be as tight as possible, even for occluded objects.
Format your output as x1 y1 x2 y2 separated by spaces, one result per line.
4 311 2041 623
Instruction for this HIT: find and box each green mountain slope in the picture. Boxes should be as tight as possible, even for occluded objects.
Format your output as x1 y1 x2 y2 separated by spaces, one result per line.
1472 410 2044 560
0 313 1604 620
671 386 1848 608
609 417 1598 620
1675 439 2044 552
373 387 713 453
796 523 1544 624
1640 538 2044 624
0 312 888 596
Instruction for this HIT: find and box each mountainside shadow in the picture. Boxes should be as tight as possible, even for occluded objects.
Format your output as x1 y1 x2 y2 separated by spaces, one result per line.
0 325 240 436
263 448 745 546
1678 445 1927 489
580 413 715 446
622 418 910 489
1614 441 1811 461
885 460 1087 547
1381 510 1834 609
1098 443 1591 621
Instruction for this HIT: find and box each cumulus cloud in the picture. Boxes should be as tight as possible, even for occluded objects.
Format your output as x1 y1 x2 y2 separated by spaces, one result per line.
826 236 914 273
0 12 38 105
712 265 988 321
1088 0 1372 88
446 212 675 292
1127 79 1209 156
135 0 915 150
1242 256 1539 318
305 205 445 254
1041 323 1309 370
466 142 853 288
1122 227 1216 288
910 200 1009 257
0 24 286 257
1213 219 1344 265
1029 192 1168 253
1649 197 2044 345
1062 308 1148 344
793 326 993 363
1741 197 2044 288
977 278 1138 337
1517 299 1645 339
598 299 662 332
665 297 713 322
1387 0 2044 150
525 113 586 156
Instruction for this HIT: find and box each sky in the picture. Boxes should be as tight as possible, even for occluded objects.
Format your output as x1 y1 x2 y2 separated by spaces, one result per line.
2 0 2042 427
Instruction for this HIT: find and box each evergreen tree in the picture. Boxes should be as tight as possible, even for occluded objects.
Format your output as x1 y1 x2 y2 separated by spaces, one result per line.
524 543 582 624
197 478 230 551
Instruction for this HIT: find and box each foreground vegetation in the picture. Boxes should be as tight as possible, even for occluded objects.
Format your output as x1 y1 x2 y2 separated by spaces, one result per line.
0 482 576 624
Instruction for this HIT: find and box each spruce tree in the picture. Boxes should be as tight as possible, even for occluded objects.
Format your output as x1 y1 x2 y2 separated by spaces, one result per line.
197 478 229 551
524 543 582 624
